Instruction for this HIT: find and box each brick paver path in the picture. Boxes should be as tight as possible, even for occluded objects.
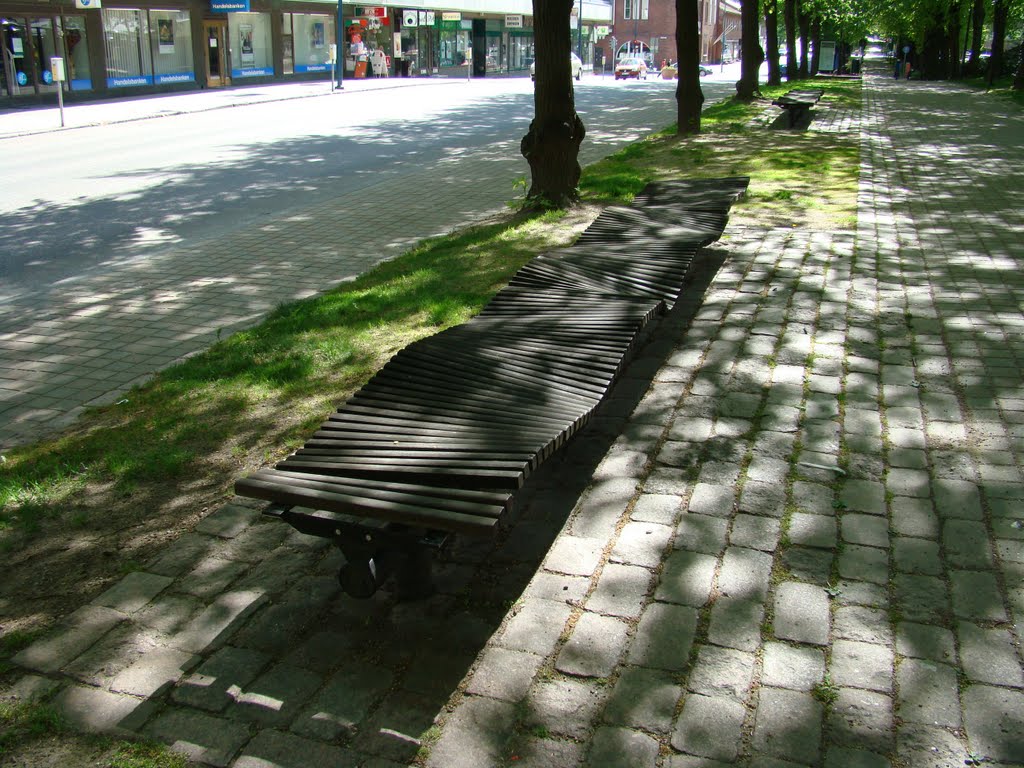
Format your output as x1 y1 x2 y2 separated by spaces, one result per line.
6 61 1023 768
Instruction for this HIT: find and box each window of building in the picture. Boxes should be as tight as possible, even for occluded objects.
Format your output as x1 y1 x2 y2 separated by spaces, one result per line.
151 10 193 84
288 13 334 73
103 7 194 87
623 0 650 20
229 12 273 77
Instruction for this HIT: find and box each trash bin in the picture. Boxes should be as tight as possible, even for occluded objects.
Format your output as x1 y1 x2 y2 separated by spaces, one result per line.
399 59 410 77
851 56 862 74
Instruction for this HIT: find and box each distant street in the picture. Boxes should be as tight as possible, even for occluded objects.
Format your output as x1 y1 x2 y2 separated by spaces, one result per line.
0 74 733 445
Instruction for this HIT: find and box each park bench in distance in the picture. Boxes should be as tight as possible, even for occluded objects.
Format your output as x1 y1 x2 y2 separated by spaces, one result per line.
235 176 750 600
771 88 825 129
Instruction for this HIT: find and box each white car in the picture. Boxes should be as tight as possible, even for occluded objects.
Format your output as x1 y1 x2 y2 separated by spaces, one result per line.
531 52 584 81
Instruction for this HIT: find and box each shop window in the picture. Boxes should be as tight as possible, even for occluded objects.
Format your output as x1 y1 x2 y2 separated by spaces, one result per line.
62 16 92 90
229 12 272 77
103 8 154 86
292 14 333 73
151 10 193 84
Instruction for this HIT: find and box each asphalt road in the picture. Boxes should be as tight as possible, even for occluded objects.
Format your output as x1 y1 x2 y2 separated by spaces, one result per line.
0 76 732 294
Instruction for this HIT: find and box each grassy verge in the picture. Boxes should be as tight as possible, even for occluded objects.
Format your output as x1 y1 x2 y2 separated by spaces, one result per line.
0 78 860 573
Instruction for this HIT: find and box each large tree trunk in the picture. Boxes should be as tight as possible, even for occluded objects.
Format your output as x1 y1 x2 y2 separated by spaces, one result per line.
987 0 1008 86
810 16 821 75
736 0 765 99
1014 45 1024 89
947 1 962 78
765 0 782 85
798 7 811 78
521 0 586 208
784 0 798 80
921 16 946 78
967 0 986 73
676 0 704 134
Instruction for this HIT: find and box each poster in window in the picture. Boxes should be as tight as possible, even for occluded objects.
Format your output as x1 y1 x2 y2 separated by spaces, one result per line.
240 24 254 63
158 19 174 54
311 21 324 49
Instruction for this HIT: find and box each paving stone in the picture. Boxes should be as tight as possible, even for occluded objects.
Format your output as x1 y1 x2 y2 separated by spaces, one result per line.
218 519 291 563
543 536 605 577
351 690 438 762
525 678 606 740
172 645 271 712
628 601 698 671
761 641 824 691
92 571 174 614
751 687 822 765
674 514 729 554
896 658 961 728
687 645 755 701
823 746 892 768
932 479 984 520
50 683 154 735
706 597 764 652
171 589 268 654
895 622 956 664
147 532 219 578
840 480 886 515
13 605 124 674
290 661 395 741
886 468 930 498
611 521 673 569
738 479 787 517
195 503 258 538
950 570 1007 621
2 674 63 703
465 647 543 702
792 481 835 515
896 723 969 768
670 694 746 762
523 572 590 605
585 726 660 768
717 547 773 601
780 546 834 586
774 581 830 646
109 646 199 698
842 514 891 548
144 707 251 767
176 556 249 599
61 622 169 689
655 550 717 607
788 512 837 549
838 545 890 586
688 483 735 517
834 579 888 609
134 593 203 636
729 514 780 551
828 687 894 754
603 665 681 734
228 663 322 728
830 639 894 693
505 737 585 768
232 547 317 596
957 621 1024 688
232 593 332 655
586 563 651 619
234 729 359 768
893 573 949 623
942 519 994 569
834 605 893 645
961 684 1024 764
892 536 942 575
496 598 572 655
631 493 682 525
556 612 629 678
571 477 638 538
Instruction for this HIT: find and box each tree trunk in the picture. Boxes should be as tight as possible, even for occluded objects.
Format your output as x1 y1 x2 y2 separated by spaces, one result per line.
798 7 811 78
765 0 782 85
784 0 798 80
967 0 985 73
947 1 962 78
987 0 1008 86
521 0 586 208
921 17 946 78
676 0 704 134
810 16 821 75
1014 44 1024 89
736 0 765 99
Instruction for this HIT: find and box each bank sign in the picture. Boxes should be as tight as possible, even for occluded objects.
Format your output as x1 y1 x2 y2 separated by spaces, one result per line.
211 0 249 10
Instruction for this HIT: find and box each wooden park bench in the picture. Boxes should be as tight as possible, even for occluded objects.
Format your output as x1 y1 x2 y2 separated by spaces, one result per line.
771 88 824 128
235 176 749 599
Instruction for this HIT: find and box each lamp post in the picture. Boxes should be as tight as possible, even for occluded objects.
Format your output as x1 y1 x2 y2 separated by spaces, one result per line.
335 0 344 89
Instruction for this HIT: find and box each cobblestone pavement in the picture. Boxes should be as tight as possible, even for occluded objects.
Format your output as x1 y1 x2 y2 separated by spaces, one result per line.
5 62 1024 767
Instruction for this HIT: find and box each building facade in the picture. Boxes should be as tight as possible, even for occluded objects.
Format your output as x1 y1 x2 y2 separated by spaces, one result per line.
1 0 612 102
597 0 741 70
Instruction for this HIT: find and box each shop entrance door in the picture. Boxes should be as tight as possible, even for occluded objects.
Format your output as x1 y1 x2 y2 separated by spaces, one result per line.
204 21 228 87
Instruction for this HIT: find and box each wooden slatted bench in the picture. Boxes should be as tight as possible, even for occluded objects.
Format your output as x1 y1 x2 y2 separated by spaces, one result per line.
235 176 749 599
771 88 824 128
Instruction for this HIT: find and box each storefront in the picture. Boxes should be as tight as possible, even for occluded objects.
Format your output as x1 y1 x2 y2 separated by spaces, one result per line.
2 1 605 101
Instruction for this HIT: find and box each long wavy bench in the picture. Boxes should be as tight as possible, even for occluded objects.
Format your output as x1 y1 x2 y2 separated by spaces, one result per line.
235 176 749 598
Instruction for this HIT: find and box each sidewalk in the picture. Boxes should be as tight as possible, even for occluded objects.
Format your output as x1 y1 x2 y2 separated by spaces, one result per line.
4 63 1024 768
0 76 463 139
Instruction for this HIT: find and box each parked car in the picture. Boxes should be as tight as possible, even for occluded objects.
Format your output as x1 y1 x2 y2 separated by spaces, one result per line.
530 52 584 81
662 62 713 78
615 57 649 80
699 63 713 76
